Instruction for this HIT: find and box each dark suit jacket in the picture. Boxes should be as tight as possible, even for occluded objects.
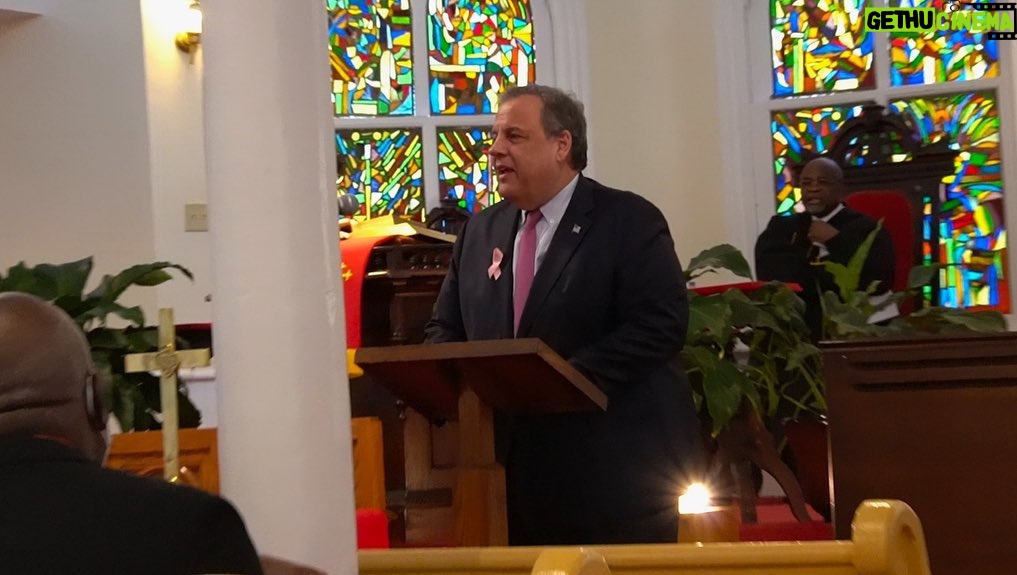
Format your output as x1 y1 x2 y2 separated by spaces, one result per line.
425 176 703 545
0 435 263 575
754 206 896 339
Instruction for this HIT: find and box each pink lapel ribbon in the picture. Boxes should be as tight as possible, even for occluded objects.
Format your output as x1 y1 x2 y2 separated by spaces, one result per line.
488 247 504 280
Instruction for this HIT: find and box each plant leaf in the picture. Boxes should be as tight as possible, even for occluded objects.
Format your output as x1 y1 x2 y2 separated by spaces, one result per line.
109 373 137 432
681 346 757 435
786 342 821 374
900 307 1008 333
88 328 129 350
113 305 145 327
87 262 192 303
907 264 942 291
822 222 883 299
822 291 885 339
687 294 733 346
124 328 159 353
32 258 94 300
132 269 174 287
685 244 753 282
0 258 93 301
76 302 146 329
937 310 1007 332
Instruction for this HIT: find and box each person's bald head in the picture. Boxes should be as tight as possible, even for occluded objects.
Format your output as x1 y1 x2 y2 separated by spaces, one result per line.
0 292 107 462
799 157 845 216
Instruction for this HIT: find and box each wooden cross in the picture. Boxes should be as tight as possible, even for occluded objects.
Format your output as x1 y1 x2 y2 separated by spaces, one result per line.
124 308 210 482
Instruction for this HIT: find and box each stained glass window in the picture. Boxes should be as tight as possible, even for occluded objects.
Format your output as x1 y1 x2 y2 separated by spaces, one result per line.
890 91 1008 309
889 0 1000 86
328 0 415 116
771 105 865 213
428 0 535 114
336 129 425 220
437 127 499 213
764 0 1010 311
770 0 874 97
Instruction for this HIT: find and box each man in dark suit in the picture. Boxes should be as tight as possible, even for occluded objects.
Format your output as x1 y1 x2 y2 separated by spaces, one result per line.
755 157 896 340
0 292 263 575
424 85 703 545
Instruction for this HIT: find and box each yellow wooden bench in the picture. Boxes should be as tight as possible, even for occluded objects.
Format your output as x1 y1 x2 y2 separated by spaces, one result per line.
358 499 930 575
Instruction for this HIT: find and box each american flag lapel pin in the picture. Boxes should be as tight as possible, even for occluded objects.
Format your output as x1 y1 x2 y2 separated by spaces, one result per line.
572 224 581 234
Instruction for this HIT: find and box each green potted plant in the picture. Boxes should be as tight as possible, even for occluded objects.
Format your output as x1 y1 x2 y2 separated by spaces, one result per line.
682 235 1008 519
681 245 824 520
683 236 1008 434
682 244 823 436
0 257 199 431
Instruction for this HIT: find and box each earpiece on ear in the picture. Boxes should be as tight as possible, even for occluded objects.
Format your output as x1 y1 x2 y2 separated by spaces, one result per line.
83 373 107 432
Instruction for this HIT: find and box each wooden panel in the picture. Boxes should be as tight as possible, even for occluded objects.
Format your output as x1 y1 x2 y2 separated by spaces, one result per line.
823 333 1017 575
106 428 219 494
352 417 387 510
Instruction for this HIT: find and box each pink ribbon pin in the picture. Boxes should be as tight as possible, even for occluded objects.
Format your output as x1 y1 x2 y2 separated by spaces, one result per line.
488 247 504 280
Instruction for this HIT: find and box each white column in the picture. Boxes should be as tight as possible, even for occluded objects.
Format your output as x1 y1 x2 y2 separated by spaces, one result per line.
545 0 593 174
202 1 355 572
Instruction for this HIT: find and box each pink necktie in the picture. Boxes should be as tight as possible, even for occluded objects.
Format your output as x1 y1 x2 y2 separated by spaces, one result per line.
514 210 543 335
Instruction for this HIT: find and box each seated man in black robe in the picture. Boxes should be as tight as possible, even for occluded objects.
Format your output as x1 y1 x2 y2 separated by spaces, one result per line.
755 157 896 340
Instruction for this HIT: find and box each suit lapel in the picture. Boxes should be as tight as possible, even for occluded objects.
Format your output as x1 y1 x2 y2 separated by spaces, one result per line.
517 177 594 336
494 204 523 336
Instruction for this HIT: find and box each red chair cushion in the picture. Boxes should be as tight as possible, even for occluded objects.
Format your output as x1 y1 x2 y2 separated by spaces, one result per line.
844 190 914 294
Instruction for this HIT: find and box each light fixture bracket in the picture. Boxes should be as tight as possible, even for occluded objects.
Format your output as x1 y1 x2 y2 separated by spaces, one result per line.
175 31 201 54
175 1 202 55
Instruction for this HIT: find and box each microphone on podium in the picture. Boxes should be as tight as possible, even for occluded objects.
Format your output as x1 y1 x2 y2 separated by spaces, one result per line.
338 193 360 217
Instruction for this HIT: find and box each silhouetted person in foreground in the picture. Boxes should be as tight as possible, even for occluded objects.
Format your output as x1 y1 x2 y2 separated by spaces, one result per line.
0 292 263 575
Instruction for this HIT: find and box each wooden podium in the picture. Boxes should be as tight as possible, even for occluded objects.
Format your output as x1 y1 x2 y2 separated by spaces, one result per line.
823 332 1017 575
355 338 607 546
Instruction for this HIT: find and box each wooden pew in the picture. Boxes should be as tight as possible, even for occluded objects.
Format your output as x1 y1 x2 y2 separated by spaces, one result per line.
358 499 930 575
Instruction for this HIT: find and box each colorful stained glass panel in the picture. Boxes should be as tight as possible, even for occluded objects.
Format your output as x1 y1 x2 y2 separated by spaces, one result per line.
336 129 425 220
428 0 535 114
889 0 1000 86
890 91 1008 311
771 104 866 214
328 0 414 116
770 0 874 97
437 127 499 213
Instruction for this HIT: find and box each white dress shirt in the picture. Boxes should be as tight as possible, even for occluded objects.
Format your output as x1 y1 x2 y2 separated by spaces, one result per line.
512 174 580 297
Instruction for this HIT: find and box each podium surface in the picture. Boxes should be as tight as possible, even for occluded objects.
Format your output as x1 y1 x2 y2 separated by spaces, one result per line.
355 338 606 546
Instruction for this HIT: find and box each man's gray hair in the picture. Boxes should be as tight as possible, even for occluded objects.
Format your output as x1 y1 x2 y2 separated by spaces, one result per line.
500 85 588 171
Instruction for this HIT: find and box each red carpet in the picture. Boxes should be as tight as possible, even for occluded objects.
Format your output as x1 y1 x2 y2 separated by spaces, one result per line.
739 497 833 541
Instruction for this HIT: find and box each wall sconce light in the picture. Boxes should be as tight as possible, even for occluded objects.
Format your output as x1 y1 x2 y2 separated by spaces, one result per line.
175 1 202 54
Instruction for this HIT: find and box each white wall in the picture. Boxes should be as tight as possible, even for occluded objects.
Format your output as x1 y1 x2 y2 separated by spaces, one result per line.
140 0 212 324
586 0 733 271
0 0 157 314
1 0 767 317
